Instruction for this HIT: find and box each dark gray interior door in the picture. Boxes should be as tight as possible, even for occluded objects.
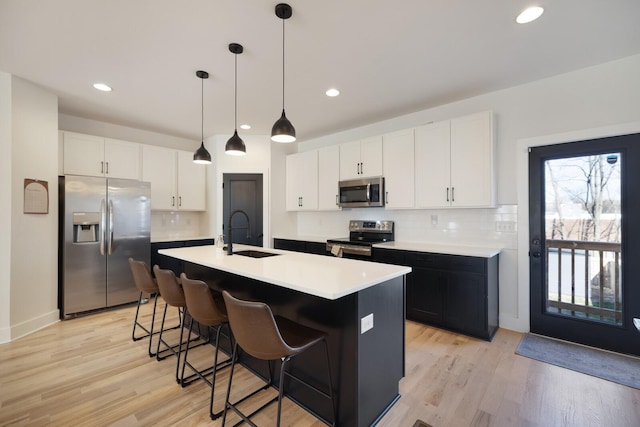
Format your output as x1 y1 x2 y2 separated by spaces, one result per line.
222 173 263 247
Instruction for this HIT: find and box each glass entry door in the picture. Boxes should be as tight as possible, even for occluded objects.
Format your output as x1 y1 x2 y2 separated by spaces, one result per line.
529 133 640 356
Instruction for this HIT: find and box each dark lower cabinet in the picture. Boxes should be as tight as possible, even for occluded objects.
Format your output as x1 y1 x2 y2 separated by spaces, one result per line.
273 238 329 256
373 247 499 341
151 238 214 276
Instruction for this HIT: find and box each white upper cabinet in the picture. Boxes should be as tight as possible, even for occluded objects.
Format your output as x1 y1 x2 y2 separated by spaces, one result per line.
318 145 341 210
286 150 318 211
415 121 452 208
62 131 140 180
449 111 495 208
415 111 495 208
176 150 206 211
339 136 383 180
104 138 142 180
142 145 206 211
382 128 415 209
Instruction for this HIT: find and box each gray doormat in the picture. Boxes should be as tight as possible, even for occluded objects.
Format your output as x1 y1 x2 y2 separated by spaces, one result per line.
516 334 640 389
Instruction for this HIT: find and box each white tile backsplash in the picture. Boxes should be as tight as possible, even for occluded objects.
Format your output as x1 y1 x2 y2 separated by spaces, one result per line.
298 205 518 250
150 211 203 240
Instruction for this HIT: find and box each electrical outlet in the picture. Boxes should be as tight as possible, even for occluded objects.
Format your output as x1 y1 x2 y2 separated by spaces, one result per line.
495 221 517 232
361 313 374 334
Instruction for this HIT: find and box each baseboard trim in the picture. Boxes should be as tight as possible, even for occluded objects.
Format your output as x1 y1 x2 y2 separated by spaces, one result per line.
8 309 60 342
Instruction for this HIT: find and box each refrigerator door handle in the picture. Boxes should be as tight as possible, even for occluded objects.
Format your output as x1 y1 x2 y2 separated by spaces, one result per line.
100 199 106 255
108 199 114 255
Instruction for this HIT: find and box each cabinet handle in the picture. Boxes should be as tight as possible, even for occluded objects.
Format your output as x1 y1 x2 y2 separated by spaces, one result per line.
385 191 389 205
101 161 104 174
446 187 449 202
105 161 109 174
178 196 182 207
336 194 339 206
451 187 455 202
172 196 175 207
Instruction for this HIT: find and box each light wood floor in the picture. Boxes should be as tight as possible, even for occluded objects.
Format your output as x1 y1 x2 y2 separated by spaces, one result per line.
1 302 639 427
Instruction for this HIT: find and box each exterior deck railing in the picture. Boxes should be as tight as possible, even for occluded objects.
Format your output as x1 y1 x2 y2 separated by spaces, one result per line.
545 239 622 324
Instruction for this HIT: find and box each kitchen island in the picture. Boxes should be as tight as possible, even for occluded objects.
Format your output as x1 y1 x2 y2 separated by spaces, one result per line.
158 244 411 427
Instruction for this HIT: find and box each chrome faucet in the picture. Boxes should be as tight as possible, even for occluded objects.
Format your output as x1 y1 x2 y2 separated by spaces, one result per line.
227 209 251 255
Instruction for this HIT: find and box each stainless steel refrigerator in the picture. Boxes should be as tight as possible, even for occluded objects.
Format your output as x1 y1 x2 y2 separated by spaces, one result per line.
58 175 150 318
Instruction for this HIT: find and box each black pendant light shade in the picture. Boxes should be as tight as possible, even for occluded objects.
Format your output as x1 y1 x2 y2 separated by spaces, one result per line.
225 43 247 156
271 3 296 143
271 109 296 143
225 130 246 156
193 70 212 164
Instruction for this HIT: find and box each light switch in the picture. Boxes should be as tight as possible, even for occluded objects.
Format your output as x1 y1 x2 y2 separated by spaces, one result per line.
361 313 374 334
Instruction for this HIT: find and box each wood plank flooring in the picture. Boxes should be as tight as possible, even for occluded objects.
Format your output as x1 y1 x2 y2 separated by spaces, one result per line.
1 301 639 426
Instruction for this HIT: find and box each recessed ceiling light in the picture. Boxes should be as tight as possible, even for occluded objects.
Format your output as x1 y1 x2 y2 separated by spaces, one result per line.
240 124 251 130
516 6 544 24
325 88 340 97
93 83 112 92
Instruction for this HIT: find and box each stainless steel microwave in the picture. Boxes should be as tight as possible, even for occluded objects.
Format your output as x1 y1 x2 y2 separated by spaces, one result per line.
338 177 385 208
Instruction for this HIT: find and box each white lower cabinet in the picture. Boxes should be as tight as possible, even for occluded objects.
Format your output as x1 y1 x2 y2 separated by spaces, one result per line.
383 129 415 209
142 145 205 211
286 150 318 211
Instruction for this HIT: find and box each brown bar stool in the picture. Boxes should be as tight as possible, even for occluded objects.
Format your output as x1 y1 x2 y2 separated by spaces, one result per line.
128 257 161 357
153 265 207 383
221 291 336 427
180 273 234 420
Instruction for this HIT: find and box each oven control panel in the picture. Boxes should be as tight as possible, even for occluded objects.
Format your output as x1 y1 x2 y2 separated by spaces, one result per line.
349 220 394 233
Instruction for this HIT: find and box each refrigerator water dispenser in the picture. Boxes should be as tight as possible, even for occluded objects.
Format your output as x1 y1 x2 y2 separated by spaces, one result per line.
73 212 100 243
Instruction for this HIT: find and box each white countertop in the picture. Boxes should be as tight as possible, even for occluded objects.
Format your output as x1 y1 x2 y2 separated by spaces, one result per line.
159 244 411 300
374 241 501 258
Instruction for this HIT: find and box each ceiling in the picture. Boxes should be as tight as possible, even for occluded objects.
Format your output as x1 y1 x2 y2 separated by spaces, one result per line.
1 0 640 143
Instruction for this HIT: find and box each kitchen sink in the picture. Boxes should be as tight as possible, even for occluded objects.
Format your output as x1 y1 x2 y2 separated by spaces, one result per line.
232 250 280 258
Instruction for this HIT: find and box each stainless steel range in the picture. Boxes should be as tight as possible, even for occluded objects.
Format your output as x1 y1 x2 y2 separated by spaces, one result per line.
326 220 394 258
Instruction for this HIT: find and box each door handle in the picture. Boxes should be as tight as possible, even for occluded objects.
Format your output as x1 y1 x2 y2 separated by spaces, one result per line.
100 199 106 255
108 199 114 255
531 251 541 258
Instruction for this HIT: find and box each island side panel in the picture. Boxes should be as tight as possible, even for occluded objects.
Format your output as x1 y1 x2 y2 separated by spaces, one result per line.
182 261 361 426
357 275 405 426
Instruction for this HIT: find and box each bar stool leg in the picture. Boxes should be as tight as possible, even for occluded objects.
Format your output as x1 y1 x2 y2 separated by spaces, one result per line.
174 307 186 383
276 356 292 427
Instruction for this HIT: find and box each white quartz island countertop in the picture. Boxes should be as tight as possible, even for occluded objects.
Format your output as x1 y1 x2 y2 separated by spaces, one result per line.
159 244 412 300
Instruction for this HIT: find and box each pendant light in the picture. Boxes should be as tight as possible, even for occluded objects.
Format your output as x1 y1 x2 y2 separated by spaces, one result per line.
271 3 296 143
225 43 247 156
193 70 212 164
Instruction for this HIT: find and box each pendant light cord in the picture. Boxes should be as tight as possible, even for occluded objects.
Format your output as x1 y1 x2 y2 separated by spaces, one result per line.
234 53 238 129
282 18 285 109
201 75 204 141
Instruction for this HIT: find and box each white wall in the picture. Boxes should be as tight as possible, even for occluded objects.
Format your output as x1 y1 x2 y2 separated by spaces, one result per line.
0 72 12 342
292 53 640 332
59 113 197 151
209 134 281 246
5 76 59 341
